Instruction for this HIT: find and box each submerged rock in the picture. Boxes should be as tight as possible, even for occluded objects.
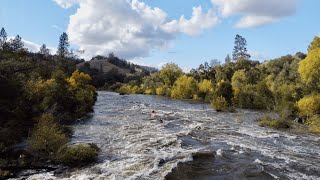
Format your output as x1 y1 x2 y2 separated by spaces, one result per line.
241 164 264 177
192 150 215 160
158 159 166 167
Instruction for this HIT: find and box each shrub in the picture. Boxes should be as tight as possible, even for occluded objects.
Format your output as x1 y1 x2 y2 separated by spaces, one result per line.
297 94 320 117
214 80 233 104
306 116 320 134
28 113 68 157
118 85 131 95
211 96 228 112
198 79 214 102
156 86 166 96
144 88 155 95
56 143 100 165
258 116 291 129
235 81 274 110
131 85 142 94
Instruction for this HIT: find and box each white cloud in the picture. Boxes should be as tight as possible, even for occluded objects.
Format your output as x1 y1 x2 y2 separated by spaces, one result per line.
248 50 267 60
211 0 297 28
128 58 155 68
235 16 277 28
7 36 56 54
157 61 168 69
64 0 219 60
23 39 42 52
52 0 77 9
162 6 219 36
16 38 56 54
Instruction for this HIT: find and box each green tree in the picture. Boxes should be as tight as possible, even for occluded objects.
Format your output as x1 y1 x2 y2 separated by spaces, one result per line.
159 63 183 87
10 35 24 51
57 32 70 57
225 54 231 63
39 44 50 56
232 34 251 61
214 80 233 105
0 27 7 50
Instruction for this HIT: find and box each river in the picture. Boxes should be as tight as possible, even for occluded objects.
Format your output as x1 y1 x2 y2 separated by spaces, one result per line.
26 91 320 180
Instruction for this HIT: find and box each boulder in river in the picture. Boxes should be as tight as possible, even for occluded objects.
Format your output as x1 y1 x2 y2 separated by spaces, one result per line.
192 151 215 160
241 164 264 177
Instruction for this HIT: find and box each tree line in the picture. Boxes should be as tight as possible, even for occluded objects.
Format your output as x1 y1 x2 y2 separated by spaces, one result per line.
0 28 99 178
118 34 320 134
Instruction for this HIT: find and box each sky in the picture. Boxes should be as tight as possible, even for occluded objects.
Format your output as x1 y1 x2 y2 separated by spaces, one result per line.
1 0 320 71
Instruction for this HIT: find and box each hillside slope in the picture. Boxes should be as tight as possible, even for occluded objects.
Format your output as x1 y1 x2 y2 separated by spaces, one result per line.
77 55 158 89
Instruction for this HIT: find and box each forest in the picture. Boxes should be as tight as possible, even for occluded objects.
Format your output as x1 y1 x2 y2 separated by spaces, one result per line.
118 34 320 134
0 28 99 178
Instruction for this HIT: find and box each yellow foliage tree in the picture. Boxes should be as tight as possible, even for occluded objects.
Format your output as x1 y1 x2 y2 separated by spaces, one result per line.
297 94 320 117
211 96 228 112
68 69 92 89
231 70 248 98
171 75 198 99
308 36 320 52
67 70 96 116
198 79 214 101
298 48 320 89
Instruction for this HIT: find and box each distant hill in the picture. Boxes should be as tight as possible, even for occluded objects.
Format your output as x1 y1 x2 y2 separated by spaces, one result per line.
77 55 158 89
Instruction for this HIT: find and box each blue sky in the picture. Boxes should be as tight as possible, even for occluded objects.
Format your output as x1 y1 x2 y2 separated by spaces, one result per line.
1 0 320 70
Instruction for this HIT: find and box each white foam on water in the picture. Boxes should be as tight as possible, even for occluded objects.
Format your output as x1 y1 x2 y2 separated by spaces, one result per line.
266 172 280 179
254 158 263 164
26 172 56 180
216 149 223 156
21 92 320 179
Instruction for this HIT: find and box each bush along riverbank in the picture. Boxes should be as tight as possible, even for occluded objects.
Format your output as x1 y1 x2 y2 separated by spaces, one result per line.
0 29 99 178
117 35 320 134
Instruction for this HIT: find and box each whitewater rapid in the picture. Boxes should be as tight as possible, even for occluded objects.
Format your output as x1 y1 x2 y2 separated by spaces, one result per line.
23 91 320 180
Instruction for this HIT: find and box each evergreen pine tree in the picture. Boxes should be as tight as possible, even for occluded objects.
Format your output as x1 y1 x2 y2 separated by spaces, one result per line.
0 27 8 50
232 34 251 61
39 44 50 55
57 32 69 57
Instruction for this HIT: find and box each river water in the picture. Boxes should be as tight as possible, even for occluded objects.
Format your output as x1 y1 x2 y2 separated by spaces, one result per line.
27 91 320 180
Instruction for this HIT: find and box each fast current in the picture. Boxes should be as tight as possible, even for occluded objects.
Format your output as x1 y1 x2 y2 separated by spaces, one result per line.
26 91 320 180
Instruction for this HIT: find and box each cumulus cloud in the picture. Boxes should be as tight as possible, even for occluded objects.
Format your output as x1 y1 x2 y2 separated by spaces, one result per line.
162 6 219 36
52 0 77 9
62 0 219 59
211 0 297 28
